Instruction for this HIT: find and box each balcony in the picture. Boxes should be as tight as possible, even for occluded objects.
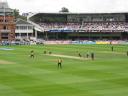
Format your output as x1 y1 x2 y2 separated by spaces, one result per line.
0 30 11 33
0 22 15 24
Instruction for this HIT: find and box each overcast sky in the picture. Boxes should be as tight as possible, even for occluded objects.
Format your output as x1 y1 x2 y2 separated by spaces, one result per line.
6 0 128 13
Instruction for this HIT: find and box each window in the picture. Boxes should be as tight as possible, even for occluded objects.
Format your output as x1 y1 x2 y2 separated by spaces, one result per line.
0 19 3 22
3 26 7 30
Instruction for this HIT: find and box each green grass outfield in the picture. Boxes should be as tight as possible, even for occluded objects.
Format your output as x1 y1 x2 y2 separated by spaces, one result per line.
0 44 128 96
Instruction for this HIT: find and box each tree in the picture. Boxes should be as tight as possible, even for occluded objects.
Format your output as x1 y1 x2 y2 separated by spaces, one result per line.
59 7 69 13
13 9 27 20
13 9 20 19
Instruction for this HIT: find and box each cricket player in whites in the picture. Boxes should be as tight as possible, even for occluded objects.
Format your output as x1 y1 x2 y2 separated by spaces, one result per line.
30 50 35 58
57 57 63 69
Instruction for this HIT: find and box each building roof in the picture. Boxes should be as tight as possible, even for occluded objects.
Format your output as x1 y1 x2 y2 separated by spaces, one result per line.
16 19 33 25
0 1 13 12
0 2 9 8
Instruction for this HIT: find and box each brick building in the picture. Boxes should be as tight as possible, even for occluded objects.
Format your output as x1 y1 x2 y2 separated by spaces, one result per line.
0 1 15 42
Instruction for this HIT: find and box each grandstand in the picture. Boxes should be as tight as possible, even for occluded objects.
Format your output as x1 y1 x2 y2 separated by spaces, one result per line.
28 13 128 40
